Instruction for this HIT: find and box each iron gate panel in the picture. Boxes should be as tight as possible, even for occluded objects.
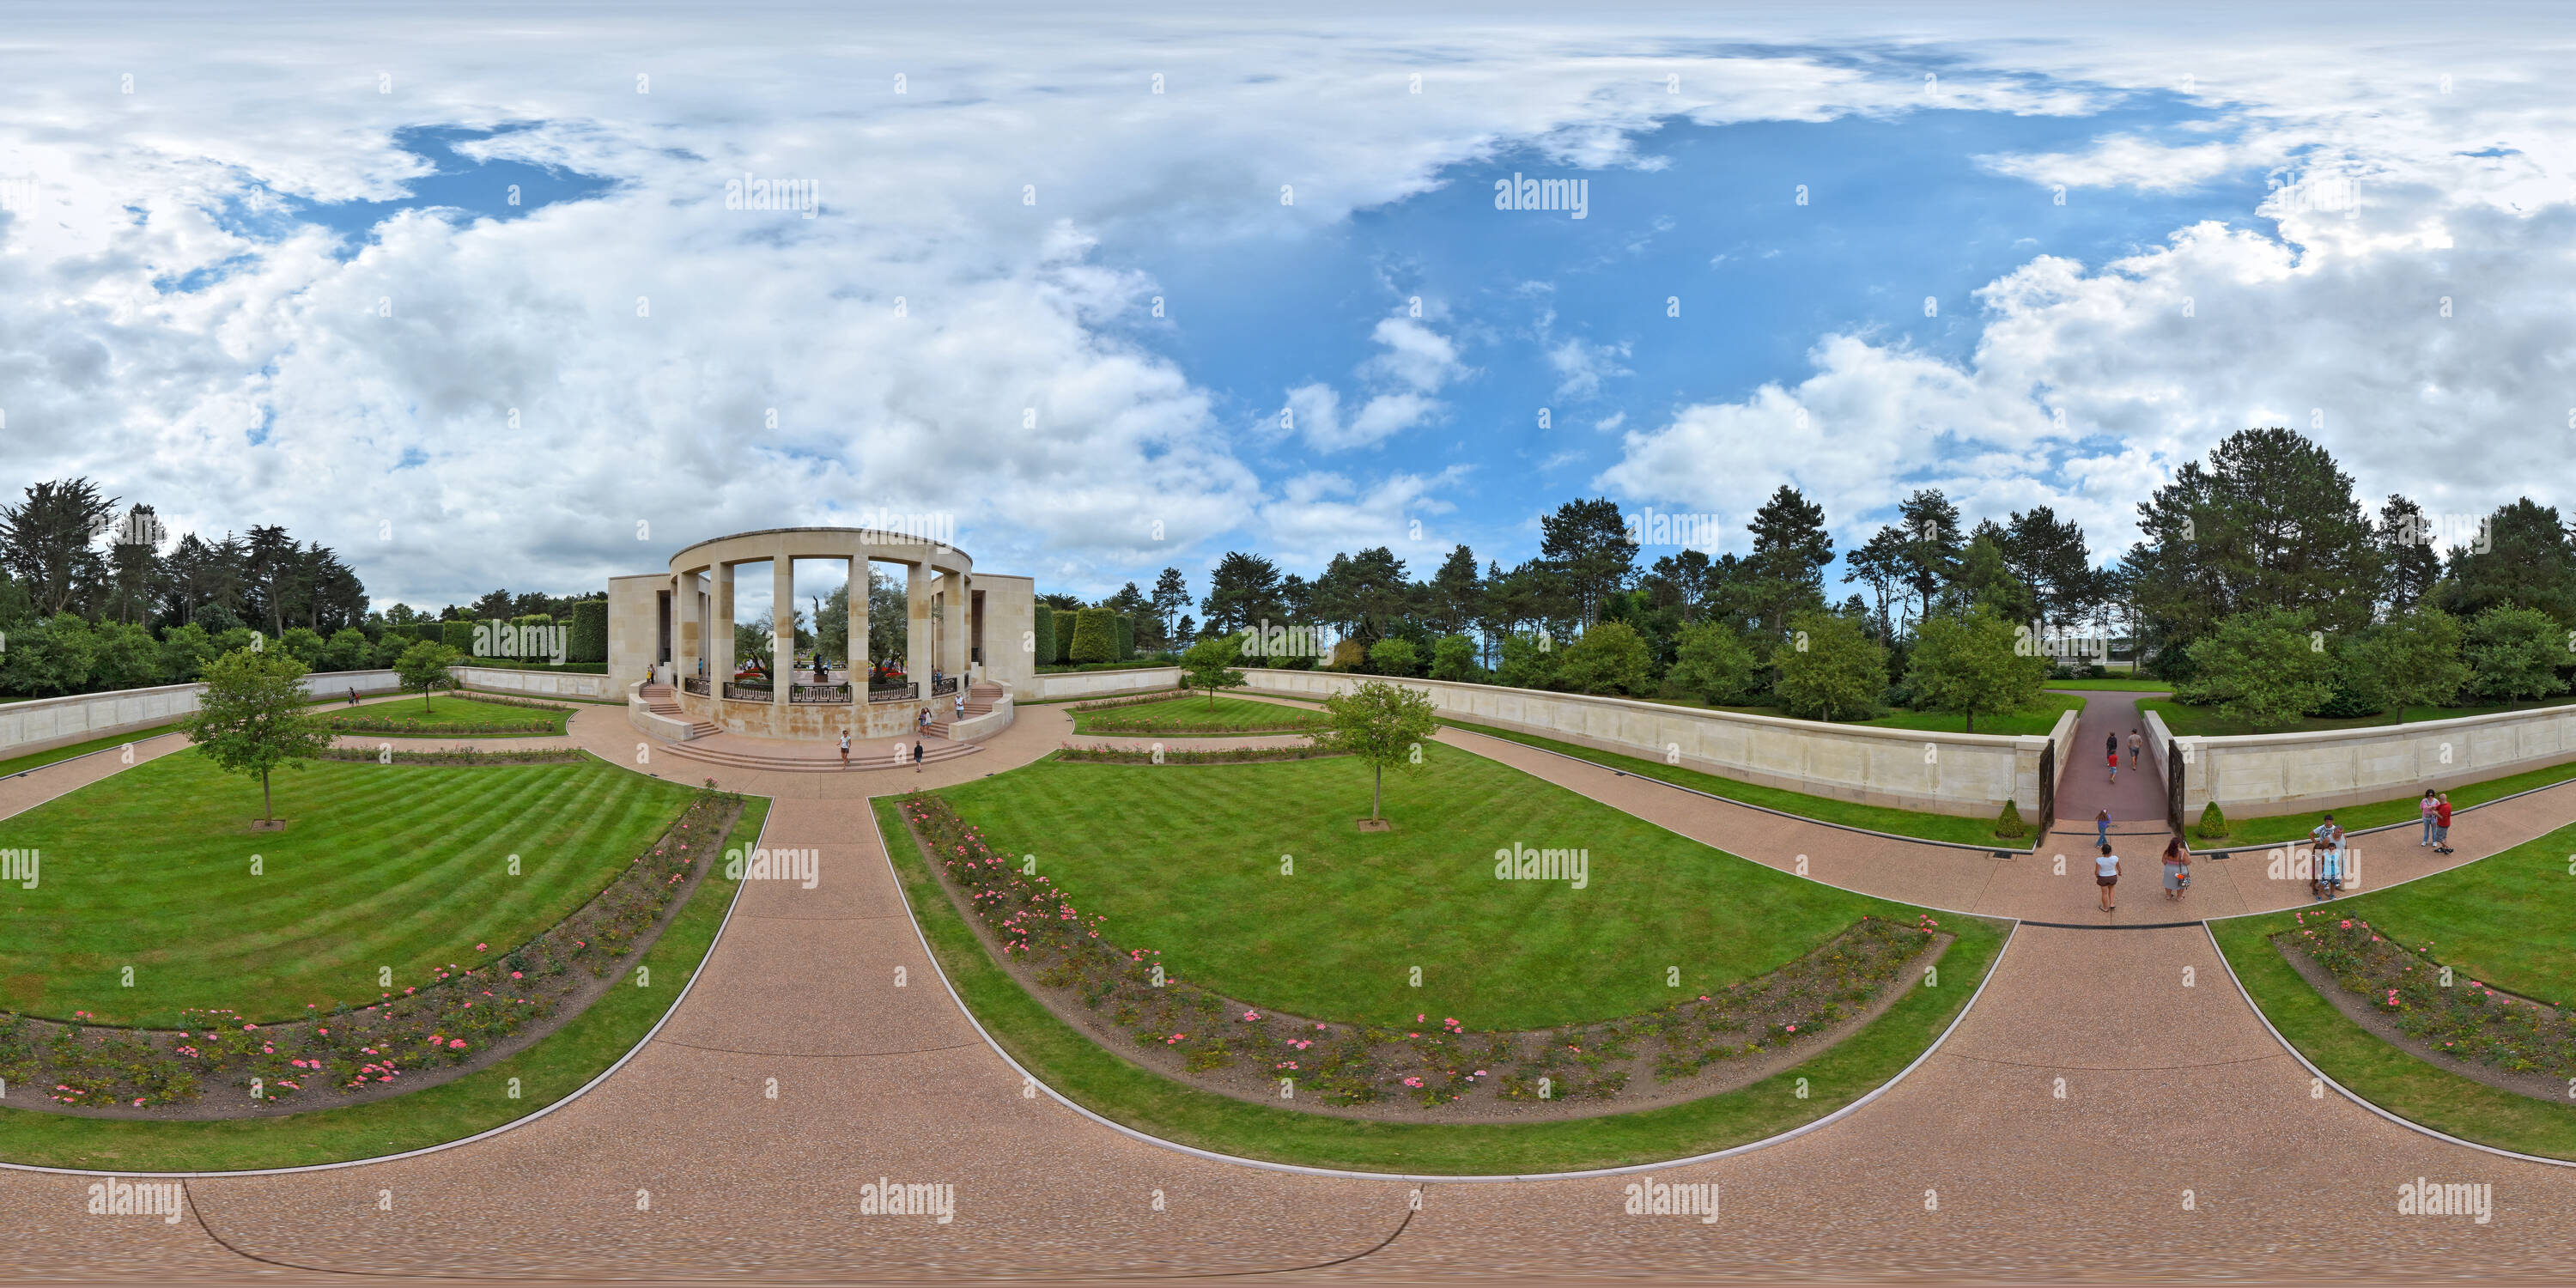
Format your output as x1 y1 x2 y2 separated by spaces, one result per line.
2035 741 2056 837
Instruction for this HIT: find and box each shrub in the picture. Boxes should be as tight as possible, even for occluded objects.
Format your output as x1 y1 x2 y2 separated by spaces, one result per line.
1992 799 2028 839
1771 611 1887 721
1368 637 1420 677
279 627 327 668
1327 639 1368 671
1495 630 1558 690
1667 622 1757 704
2464 605 2568 702
440 619 476 653
1113 613 1135 661
2194 801 2229 840
322 627 371 673
158 622 216 683
1051 611 1077 665
1030 606 1056 668
569 599 609 663
2179 609 2334 728
1555 620 1653 696
1429 633 1479 681
1069 608 1119 663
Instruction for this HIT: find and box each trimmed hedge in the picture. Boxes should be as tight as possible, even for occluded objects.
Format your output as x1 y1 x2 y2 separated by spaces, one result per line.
440 620 476 653
568 600 608 663
1113 613 1135 661
1069 608 1118 664
1030 607 1056 670
1051 610 1077 665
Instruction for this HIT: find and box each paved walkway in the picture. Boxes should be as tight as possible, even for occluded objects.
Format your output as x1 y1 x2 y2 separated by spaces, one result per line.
8 691 2576 1279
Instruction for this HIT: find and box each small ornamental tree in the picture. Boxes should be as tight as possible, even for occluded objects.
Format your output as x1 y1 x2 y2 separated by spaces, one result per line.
1771 611 1887 722
1315 677 1440 823
182 647 333 825
1180 633 1248 707
1666 622 1758 704
1905 608 2048 732
1069 608 1118 663
395 639 460 711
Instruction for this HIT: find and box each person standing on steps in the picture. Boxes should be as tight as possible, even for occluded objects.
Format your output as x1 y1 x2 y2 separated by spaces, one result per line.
2095 843 2119 913
912 739 925 774
839 729 851 769
2160 835 2191 902
2095 808 2111 848
2127 729 2142 772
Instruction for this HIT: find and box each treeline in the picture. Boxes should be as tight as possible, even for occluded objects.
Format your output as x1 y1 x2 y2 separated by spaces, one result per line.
1100 427 2569 729
0 477 607 697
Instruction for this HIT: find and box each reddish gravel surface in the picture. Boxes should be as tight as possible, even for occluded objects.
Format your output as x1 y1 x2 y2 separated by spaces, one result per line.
7 695 2576 1282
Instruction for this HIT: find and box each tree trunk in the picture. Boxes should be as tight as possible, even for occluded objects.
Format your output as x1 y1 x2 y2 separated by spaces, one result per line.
261 769 274 823
1372 763 1382 820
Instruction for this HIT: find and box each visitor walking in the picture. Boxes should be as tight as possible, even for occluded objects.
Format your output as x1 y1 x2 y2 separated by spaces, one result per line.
2433 793 2454 854
2095 844 2119 913
2126 730 2142 771
2419 790 2439 847
2160 835 2191 902
2105 731 2118 782
347 686 359 705
912 739 925 774
2094 808 2111 847
839 730 851 769
954 690 967 721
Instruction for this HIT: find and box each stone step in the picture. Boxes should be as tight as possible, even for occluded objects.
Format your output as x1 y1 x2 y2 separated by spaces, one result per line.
658 738 979 773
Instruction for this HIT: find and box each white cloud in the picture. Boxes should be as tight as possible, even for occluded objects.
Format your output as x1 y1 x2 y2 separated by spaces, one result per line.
1547 336 1632 398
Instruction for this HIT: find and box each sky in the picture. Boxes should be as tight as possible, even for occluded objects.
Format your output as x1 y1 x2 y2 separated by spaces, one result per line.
0 2 2568 614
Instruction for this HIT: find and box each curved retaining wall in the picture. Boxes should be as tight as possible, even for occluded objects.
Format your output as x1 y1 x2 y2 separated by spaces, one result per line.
0 669 404 762
453 665 617 701
2172 702 2576 818
627 683 699 742
1241 668 2048 818
1034 666 1183 702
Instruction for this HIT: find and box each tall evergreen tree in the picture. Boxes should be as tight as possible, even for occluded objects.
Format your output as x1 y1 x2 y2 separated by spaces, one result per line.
1539 497 1633 625
0 478 118 618
2372 495 2443 616
1744 485 1834 641
2434 497 2576 625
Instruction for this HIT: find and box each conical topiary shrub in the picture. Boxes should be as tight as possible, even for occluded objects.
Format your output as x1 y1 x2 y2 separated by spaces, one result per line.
1994 798 2029 839
2195 800 2229 840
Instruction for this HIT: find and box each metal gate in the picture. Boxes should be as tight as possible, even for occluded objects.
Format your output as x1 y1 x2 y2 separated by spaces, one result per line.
2034 741 2056 837
2167 743 2187 838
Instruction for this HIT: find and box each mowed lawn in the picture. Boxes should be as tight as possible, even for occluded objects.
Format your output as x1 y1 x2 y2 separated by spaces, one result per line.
1686 691 2083 737
0 750 693 1026
1070 694 1321 736
933 743 1916 1030
318 695 568 736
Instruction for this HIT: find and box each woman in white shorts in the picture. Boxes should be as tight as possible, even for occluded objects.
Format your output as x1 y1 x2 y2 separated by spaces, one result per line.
2095 843 2120 913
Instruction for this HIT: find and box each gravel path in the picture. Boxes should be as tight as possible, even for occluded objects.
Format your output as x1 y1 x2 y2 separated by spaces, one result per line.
7 694 2576 1280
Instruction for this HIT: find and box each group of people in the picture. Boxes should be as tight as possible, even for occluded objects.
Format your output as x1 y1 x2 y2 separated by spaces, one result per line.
2084 790 2461 914
2106 728 2142 781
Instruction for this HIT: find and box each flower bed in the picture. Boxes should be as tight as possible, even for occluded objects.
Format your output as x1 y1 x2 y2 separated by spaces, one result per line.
0 783 742 1117
1063 689 1191 713
322 716 562 736
318 746 588 765
2280 912 2576 1082
902 791 1941 1117
1053 743 1342 765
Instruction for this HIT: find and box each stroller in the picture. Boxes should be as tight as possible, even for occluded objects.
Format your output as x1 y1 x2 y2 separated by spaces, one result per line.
2311 846 2344 901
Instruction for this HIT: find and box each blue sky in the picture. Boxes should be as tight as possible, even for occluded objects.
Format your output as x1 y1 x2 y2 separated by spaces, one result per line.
0 5 2567 612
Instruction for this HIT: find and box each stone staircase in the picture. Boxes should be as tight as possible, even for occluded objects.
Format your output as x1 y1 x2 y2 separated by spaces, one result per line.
640 683 718 738
925 682 1007 739
659 732 980 773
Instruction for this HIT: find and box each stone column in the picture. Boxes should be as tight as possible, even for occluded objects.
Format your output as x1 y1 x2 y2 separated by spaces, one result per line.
772 556 795 709
675 572 700 690
942 570 969 689
711 563 736 699
847 553 868 691
906 562 933 702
